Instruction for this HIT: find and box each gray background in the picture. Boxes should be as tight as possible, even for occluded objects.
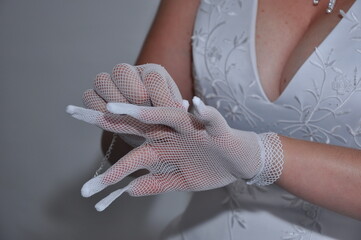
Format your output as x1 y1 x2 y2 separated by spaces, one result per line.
0 1 191 239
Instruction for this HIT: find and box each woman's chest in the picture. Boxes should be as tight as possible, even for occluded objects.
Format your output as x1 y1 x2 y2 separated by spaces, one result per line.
255 0 355 102
192 0 361 149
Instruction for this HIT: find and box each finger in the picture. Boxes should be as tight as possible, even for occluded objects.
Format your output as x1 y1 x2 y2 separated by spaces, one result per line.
81 145 158 197
82 89 107 112
94 186 130 211
142 64 184 109
127 174 172 197
134 64 147 76
66 105 104 125
128 159 193 196
192 97 229 136
66 105 148 136
112 63 150 105
106 103 196 133
182 100 190 111
93 72 128 103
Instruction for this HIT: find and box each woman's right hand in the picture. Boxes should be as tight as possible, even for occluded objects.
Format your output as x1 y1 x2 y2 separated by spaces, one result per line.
83 63 189 148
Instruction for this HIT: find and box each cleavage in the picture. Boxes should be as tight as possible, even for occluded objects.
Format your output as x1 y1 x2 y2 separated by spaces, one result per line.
255 0 355 102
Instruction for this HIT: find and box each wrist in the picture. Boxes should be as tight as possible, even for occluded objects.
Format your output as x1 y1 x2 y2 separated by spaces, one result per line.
246 132 284 186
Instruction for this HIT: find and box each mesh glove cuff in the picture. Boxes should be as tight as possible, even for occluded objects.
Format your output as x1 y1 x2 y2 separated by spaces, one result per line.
247 132 284 186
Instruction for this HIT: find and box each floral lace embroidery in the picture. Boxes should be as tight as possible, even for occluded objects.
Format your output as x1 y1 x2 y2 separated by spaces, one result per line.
282 225 309 240
278 48 361 145
223 180 268 235
340 9 361 33
282 194 323 240
193 0 264 128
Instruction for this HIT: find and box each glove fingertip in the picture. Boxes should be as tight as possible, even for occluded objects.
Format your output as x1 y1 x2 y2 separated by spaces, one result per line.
106 103 141 117
81 185 92 198
81 175 106 198
192 96 202 105
65 105 78 115
192 97 206 113
106 102 122 114
182 100 190 111
95 204 106 212
192 96 205 109
94 186 130 211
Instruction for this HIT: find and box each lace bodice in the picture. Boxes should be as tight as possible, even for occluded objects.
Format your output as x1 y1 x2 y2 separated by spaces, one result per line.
163 0 361 239
193 0 361 149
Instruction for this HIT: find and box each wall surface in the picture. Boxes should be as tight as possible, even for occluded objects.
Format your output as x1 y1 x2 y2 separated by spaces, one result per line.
0 1 190 239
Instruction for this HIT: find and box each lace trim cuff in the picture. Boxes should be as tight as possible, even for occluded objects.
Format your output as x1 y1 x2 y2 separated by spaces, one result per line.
246 132 284 186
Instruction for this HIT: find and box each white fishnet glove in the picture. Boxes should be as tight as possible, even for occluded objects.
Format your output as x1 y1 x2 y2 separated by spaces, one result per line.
66 97 284 211
83 63 188 147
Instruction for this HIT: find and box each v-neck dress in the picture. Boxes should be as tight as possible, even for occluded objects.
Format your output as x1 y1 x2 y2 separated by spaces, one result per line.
162 0 361 239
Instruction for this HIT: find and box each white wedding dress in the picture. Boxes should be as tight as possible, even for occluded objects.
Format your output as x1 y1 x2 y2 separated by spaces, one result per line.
162 0 361 239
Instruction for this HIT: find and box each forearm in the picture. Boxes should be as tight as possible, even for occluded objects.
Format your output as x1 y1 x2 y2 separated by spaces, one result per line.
276 135 361 220
135 0 200 101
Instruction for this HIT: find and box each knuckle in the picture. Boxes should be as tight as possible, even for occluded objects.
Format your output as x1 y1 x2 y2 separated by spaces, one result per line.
112 63 134 78
94 73 111 90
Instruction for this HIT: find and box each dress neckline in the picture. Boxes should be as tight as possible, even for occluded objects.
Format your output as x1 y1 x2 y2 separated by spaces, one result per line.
249 0 358 104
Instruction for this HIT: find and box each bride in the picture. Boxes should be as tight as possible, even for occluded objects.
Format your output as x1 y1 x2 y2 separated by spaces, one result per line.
68 0 361 239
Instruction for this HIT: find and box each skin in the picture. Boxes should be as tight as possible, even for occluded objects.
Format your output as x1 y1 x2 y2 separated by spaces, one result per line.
103 0 361 220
